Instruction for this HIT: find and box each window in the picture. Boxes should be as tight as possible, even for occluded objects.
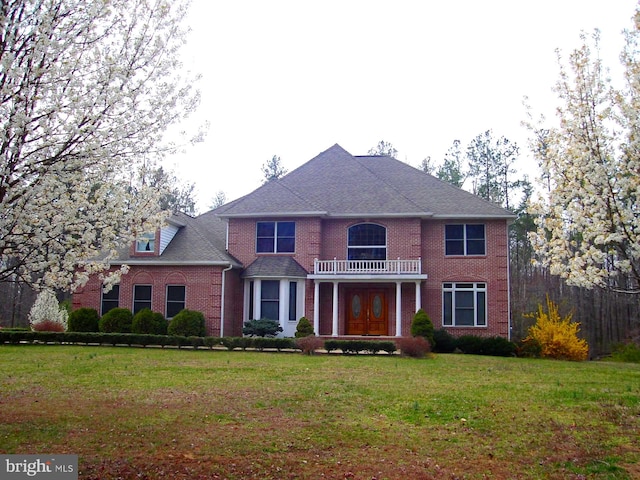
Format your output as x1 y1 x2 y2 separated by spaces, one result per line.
256 221 295 253
443 283 487 327
260 280 280 320
136 232 155 253
166 285 185 318
445 224 485 256
133 285 152 314
288 281 297 321
101 284 119 315
348 223 386 260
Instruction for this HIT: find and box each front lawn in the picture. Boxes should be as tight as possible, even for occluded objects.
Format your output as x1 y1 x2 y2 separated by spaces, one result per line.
0 345 638 479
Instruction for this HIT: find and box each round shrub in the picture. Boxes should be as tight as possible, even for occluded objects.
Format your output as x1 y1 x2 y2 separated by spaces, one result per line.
168 309 206 337
432 328 457 353
410 309 434 346
295 317 315 338
132 308 167 335
242 318 283 337
99 308 133 333
68 307 100 332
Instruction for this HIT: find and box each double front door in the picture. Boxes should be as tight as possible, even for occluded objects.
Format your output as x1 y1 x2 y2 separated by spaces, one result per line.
346 289 388 335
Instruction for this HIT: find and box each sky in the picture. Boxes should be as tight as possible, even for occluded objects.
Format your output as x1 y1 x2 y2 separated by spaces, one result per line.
169 0 638 212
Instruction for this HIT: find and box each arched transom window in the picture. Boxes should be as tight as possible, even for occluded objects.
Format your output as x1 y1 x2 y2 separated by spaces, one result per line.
347 223 387 260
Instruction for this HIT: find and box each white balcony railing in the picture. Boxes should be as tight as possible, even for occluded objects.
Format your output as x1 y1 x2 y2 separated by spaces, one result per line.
314 258 422 275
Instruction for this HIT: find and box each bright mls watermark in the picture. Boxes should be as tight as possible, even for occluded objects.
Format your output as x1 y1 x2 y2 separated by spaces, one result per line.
1 455 78 479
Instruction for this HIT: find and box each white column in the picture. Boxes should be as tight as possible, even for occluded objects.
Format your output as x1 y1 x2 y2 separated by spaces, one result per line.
253 279 261 320
332 281 339 336
415 281 422 312
395 281 402 337
313 281 320 335
279 280 287 330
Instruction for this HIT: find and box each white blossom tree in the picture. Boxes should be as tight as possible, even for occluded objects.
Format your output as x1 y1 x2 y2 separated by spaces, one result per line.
0 0 201 291
28 289 68 331
528 12 640 293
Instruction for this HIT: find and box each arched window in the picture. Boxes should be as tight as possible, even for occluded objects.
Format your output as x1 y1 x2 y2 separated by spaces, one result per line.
347 223 386 260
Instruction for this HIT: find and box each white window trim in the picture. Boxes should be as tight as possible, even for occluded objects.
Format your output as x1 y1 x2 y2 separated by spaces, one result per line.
442 282 487 327
346 222 387 260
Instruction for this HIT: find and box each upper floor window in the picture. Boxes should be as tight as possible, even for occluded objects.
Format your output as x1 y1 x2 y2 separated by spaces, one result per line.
136 232 155 253
445 224 485 256
348 223 386 260
256 221 295 253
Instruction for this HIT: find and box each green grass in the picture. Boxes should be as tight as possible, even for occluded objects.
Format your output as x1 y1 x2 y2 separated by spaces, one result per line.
0 345 639 479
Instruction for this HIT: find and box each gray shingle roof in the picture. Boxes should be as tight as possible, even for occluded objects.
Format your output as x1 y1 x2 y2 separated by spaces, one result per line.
242 256 308 278
111 211 240 266
216 144 515 219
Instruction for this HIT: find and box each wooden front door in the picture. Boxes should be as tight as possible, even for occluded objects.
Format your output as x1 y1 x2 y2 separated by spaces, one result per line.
346 289 388 335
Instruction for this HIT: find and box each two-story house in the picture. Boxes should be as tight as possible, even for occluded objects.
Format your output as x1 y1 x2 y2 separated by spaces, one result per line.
73 144 515 339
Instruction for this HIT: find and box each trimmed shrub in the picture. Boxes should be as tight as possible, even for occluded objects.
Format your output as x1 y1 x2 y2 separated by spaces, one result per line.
132 309 167 335
524 296 588 361
204 337 223 349
68 307 100 332
456 335 485 354
295 335 324 355
481 336 516 357
99 308 133 333
396 336 431 358
410 308 434 346
242 318 283 337
295 317 315 338
432 328 457 353
168 309 206 337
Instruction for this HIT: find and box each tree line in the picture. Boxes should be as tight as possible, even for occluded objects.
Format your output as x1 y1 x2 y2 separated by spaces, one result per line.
1 1 638 355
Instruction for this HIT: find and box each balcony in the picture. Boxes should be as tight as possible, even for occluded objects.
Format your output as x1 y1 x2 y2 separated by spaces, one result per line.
313 258 422 275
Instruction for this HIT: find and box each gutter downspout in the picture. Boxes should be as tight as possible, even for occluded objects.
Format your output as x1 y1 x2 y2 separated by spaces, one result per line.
220 264 233 337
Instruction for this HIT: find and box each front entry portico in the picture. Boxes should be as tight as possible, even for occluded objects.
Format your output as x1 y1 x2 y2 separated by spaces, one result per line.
309 258 428 337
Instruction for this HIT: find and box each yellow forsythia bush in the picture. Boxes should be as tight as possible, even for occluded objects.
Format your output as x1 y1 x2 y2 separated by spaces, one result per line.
524 296 589 361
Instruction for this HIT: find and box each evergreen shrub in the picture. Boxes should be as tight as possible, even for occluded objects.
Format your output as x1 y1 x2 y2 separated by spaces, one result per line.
99 308 133 333
168 309 206 337
432 328 457 353
68 307 100 332
132 308 167 335
242 318 283 337
295 317 315 338
410 309 434 346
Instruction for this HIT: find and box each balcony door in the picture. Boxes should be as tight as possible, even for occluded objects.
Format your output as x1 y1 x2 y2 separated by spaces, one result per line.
346 289 388 335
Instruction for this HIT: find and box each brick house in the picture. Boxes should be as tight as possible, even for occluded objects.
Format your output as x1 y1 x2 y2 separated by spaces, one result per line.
73 144 515 339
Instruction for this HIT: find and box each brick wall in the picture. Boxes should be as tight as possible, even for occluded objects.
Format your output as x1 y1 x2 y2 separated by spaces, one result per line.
421 219 510 338
72 264 230 336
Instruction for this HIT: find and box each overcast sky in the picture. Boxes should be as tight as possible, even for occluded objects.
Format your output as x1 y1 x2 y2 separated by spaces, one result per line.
170 1 638 212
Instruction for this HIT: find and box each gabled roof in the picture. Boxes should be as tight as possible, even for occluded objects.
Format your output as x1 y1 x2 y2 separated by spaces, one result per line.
111 211 240 267
216 144 515 219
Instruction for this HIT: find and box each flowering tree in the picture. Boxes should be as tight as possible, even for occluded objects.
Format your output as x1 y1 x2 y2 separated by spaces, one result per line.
0 0 200 291
528 11 640 293
28 289 68 332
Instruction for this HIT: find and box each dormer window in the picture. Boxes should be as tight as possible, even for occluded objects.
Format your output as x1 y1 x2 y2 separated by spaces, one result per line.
136 232 155 253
